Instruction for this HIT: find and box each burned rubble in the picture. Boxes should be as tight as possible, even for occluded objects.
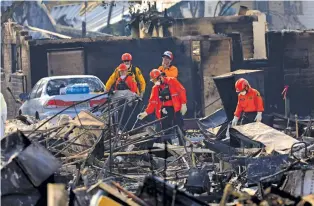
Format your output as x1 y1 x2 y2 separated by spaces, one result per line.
2 1 314 205
1 90 314 206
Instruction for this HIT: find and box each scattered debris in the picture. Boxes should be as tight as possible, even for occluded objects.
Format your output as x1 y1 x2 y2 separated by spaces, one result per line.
1 90 314 205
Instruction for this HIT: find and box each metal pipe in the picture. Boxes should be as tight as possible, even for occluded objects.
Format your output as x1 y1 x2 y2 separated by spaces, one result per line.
131 104 146 130
295 114 299 139
116 99 128 135
121 100 139 133
105 124 176 153
123 116 167 136
108 98 113 173
109 99 141 160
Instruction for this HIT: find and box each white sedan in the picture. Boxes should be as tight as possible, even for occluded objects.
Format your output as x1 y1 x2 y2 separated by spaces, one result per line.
19 75 107 120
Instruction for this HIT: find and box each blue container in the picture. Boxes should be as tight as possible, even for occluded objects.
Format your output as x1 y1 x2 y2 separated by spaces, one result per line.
66 85 74 94
66 84 90 94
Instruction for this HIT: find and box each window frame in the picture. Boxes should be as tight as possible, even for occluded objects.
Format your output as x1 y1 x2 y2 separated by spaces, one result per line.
29 80 43 99
35 80 47 98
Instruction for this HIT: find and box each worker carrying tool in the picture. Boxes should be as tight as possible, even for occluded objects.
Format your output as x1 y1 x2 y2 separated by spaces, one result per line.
232 78 264 126
137 69 187 135
105 53 146 97
114 63 138 93
158 51 178 78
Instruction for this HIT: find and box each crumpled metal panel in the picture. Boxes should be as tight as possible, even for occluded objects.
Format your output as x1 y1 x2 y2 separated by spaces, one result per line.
1 160 40 206
232 122 299 153
17 141 61 186
203 139 238 155
283 170 314 196
246 154 290 185
1 131 30 169
198 108 228 129
137 176 208 206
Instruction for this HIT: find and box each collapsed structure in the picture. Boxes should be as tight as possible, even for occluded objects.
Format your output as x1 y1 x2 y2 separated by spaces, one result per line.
1 89 314 205
1 4 314 206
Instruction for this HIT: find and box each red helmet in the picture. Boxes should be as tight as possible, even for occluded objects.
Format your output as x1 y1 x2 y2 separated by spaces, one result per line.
235 78 249 92
121 53 132 61
162 51 173 61
118 63 128 71
150 69 161 81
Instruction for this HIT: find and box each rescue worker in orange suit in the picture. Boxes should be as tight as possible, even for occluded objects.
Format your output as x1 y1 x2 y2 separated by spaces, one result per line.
158 51 178 78
105 53 146 97
232 78 264 126
137 69 187 140
115 63 138 93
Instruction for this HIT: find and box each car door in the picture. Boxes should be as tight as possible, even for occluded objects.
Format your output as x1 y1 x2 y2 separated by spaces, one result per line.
32 80 47 117
24 80 42 116
30 80 47 118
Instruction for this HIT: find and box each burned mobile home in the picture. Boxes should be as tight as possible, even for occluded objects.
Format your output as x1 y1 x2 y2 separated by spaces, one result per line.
1 8 314 206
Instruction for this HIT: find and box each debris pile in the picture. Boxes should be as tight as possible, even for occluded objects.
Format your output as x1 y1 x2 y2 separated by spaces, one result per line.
1 90 314 205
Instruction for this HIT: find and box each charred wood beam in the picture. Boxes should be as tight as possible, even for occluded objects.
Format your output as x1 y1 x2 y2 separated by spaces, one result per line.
273 112 309 127
174 15 258 25
103 148 213 157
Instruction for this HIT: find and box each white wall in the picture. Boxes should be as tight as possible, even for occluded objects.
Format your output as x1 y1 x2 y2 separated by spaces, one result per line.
297 1 314 29
204 1 219 17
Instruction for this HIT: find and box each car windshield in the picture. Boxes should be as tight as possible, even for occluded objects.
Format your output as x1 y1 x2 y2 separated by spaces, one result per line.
46 77 104 96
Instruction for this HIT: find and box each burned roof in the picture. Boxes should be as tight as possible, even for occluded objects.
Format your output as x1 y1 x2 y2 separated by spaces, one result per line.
50 2 131 32
28 35 231 46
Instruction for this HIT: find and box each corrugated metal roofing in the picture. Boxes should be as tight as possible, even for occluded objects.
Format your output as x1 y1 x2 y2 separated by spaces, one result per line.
297 1 314 29
50 2 131 32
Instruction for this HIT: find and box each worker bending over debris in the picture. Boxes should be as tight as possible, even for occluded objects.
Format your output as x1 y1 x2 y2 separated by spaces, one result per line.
158 51 178 78
232 78 264 126
137 69 187 136
105 53 146 97
114 63 138 93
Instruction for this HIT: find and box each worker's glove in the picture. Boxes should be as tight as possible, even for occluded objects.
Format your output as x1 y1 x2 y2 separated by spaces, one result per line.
232 116 239 126
254 112 262 122
162 108 168 114
137 112 148 120
180 104 187 115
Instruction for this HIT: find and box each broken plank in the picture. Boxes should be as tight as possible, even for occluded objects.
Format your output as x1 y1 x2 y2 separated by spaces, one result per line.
89 182 140 206
47 184 68 206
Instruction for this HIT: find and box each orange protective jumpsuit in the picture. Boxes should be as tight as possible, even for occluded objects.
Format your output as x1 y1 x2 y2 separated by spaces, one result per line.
145 77 186 119
234 88 264 118
114 75 138 94
158 65 178 78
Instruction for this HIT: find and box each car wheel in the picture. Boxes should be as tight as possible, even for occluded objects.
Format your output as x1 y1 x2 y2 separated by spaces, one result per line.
35 112 40 120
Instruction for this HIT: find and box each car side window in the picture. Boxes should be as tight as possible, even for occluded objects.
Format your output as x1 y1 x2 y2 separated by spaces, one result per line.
35 81 46 98
29 80 42 99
